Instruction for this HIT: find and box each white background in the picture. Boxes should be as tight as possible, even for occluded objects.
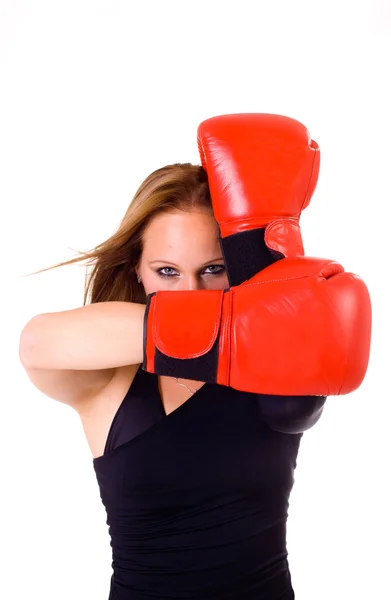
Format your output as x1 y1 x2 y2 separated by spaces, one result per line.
1 1 390 598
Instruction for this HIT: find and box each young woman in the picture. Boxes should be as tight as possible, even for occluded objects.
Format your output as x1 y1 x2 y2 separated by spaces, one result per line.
19 116 371 599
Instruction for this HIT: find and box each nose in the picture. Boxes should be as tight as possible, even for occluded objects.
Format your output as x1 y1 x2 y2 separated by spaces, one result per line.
178 275 203 291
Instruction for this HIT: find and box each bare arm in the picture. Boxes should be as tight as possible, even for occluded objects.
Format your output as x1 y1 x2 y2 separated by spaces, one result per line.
19 302 146 409
19 301 146 370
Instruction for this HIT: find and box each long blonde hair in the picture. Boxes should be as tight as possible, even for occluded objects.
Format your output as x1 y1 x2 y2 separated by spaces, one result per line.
31 163 212 305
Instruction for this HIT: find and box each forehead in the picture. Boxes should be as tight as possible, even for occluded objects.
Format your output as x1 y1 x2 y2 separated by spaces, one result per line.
142 210 221 257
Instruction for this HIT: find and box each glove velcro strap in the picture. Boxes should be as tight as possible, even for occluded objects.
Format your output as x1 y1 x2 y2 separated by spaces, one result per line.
143 289 225 382
153 289 224 357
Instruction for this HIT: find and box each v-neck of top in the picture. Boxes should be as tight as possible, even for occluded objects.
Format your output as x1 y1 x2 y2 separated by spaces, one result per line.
93 367 210 465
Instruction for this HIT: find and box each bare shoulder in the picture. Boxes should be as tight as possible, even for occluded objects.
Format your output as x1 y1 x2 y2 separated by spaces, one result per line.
22 363 117 410
76 363 140 459
23 362 140 459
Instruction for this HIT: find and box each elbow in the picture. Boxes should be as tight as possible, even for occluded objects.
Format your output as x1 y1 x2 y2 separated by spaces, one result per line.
19 315 47 369
259 395 327 434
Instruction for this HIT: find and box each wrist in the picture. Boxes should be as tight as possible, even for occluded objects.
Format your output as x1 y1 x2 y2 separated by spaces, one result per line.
219 218 304 287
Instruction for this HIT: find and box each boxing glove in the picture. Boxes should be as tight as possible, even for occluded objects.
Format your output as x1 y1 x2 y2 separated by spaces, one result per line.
197 113 320 285
143 256 371 396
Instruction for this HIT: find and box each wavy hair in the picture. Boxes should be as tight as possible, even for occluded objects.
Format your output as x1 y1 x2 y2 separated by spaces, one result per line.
30 163 212 305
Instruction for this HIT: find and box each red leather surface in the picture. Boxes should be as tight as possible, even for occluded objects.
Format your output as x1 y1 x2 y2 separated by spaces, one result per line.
146 257 371 396
197 113 320 256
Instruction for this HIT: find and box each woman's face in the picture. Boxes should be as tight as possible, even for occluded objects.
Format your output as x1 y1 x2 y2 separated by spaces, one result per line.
137 209 229 295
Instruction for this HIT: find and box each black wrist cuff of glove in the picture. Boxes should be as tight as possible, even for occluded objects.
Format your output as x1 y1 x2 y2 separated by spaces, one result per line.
220 228 284 286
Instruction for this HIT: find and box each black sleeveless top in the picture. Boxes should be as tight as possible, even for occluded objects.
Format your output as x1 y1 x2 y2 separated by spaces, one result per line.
93 367 302 599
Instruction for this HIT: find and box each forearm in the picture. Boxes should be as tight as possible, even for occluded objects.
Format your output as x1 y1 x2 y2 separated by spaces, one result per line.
19 301 146 370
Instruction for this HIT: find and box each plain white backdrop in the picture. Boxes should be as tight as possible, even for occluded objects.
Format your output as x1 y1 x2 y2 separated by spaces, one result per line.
1 1 390 598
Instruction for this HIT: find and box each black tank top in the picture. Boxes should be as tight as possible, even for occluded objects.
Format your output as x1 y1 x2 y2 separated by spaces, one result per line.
93 367 301 599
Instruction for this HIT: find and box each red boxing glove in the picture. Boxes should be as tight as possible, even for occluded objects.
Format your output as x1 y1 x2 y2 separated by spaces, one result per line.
197 113 320 285
143 257 371 396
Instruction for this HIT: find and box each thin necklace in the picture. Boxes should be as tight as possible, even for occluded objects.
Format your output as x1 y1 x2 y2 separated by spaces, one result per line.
175 377 198 395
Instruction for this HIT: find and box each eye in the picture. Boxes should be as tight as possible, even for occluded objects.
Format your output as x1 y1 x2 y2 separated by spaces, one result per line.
203 264 226 275
157 267 178 278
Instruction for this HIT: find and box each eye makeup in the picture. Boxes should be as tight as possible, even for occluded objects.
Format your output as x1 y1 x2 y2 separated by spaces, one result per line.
156 265 226 279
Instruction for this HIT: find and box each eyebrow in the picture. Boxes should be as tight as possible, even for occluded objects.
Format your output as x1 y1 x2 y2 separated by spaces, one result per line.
148 258 225 268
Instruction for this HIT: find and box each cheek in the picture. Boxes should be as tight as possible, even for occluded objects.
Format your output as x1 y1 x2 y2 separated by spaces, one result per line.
205 274 230 291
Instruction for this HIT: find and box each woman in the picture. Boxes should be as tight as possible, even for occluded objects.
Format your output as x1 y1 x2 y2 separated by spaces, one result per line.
19 161 367 599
